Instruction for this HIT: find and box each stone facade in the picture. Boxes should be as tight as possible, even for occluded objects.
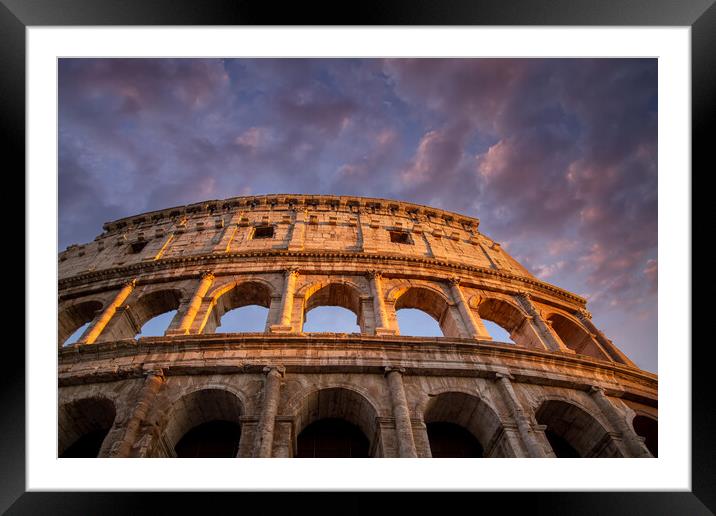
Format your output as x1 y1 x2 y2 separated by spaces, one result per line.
58 194 657 458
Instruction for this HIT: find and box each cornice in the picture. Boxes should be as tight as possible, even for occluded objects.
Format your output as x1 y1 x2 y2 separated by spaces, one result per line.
100 193 483 232
57 334 657 397
58 248 586 305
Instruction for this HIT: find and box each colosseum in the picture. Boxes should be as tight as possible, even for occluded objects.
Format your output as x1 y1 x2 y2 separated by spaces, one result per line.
57 194 657 458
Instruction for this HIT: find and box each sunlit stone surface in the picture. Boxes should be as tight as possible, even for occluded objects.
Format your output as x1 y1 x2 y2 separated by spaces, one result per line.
58 194 657 458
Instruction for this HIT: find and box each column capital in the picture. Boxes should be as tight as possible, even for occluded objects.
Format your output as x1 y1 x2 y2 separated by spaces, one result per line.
448 276 461 287
123 278 137 289
384 366 406 376
285 267 300 278
366 269 383 280
263 365 286 377
516 290 531 300
494 372 514 381
143 368 165 381
199 270 215 281
589 385 606 395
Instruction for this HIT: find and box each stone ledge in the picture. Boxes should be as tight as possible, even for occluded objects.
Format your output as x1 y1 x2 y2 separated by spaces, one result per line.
58 333 657 390
58 249 586 306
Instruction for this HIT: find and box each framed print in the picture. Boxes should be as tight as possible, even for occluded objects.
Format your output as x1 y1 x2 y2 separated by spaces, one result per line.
6 0 712 513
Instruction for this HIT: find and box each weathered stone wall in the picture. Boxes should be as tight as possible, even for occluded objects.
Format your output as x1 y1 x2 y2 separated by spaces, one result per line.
58 194 657 458
59 194 533 280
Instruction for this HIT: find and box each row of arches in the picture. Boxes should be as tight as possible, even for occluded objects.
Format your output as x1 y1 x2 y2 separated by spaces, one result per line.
65 306 512 344
59 387 658 459
60 279 609 361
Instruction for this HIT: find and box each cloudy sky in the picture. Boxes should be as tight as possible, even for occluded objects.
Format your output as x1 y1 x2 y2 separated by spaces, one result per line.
58 58 657 372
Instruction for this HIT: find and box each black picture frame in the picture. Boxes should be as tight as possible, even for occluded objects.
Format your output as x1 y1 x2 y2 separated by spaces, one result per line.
5 0 711 514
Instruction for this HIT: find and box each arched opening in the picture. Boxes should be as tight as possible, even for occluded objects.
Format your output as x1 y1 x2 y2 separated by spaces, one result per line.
133 290 183 338
174 420 242 458
59 397 116 457
154 388 244 458
424 392 511 457
426 422 484 457
216 305 270 333
97 289 183 341
303 306 361 333
543 428 580 458
536 399 622 457
395 308 443 337
58 300 103 346
137 309 177 337
296 418 369 458
482 320 515 344
632 415 658 457
204 281 272 334
394 287 459 338
477 299 533 347
302 283 363 333
62 321 92 347
547 314 609 360
293 388 379 457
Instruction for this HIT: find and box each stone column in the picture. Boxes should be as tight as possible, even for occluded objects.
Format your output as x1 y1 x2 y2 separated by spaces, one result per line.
576 309 637 367
530 424 557 457
494 373 548 457
270 269 299 332
254 366 285 457
212 211 242 253
384 367 418 458
266 295 284 329
287 209 307 251
237 416 259 458
150 232 174 260
477 243 499 269
175 270 215 334
109 369 165 458
357 208 377 253
449 278 491 339
143 232 175 261
271 417 294 457
589 386 652 457
509 315 550 351
423 231 446 260
515 292 573 353
368 271 395 336
78 279 137 344
411 419 433 458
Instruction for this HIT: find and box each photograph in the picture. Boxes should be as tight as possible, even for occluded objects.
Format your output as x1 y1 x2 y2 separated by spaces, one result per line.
7 2 708 511
57 57 658 460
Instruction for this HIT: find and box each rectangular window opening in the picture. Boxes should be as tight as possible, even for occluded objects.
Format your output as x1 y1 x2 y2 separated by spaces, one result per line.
253 226 274 239
129 241 148 254
389 230 412 245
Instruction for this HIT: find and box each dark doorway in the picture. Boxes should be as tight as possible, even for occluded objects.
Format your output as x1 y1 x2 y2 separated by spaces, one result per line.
174 420 242 458
60 427 110 458
427 422 484 457
545 428 580 458
632 416 658 457
296 418 370 457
